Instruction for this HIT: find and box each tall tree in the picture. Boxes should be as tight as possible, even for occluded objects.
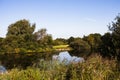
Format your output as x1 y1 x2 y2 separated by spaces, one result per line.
7 19 35 39
3 19 36 52
34 28 53 47
34 28 47 40
0 37 4 52
109 14 120 61
99 33 115 58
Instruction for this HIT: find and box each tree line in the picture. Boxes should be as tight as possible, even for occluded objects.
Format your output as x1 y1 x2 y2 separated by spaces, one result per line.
0 15 120 62
68 15 120 62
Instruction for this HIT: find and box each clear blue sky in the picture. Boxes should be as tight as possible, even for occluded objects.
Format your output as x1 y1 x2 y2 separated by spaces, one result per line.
0 0 120 39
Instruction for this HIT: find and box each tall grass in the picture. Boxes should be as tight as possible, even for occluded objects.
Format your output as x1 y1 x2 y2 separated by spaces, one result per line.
0 54 120 80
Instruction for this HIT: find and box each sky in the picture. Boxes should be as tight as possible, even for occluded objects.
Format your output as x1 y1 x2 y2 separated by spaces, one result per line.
0 0 120 39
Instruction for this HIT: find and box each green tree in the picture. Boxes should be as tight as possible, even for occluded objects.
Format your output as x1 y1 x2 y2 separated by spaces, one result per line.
70 38 91 56
83 33 102 53
0 37 4 52
53 38 67 45
109 14 120 61
34 28 47 40
34 28 53 48
99 33 115 58
3 19 36 53
67 36 75 44
7 19 35 37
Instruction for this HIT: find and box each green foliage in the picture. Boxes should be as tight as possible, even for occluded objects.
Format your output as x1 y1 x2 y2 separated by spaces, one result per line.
99 15 120 62
0 20 54 53
34 28 53 49
0 55 119 80
1 19 36 53
7 19 35 37
99 33 116 58
34 28 47 40
53 38 67 45
67 36 75 44
0 37 4 53
83 33 102 53
70 38 91 55
108 14 120 61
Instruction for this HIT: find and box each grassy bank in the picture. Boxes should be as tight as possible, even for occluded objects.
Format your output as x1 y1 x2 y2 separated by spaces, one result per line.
0 54 120 80
53 45 71 51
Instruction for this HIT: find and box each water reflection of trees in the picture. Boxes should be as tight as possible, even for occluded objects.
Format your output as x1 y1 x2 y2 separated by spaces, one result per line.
0 52 57 69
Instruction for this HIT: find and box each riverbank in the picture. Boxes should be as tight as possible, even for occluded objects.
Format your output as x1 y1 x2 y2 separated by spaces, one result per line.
0 54 119 80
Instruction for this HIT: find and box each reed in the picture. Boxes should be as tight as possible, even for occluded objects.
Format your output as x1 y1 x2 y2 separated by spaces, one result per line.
0 54 119 80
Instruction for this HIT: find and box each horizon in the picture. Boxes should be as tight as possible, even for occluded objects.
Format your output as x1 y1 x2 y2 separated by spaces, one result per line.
0 0 120 39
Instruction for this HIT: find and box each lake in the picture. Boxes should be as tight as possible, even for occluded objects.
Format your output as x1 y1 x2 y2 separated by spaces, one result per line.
0 51 84 69
52 51 84 64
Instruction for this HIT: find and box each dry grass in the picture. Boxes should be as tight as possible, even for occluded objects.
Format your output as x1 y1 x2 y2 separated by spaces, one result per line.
0 54 120 80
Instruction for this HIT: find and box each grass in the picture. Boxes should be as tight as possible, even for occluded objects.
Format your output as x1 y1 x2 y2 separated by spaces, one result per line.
53 45 69 49
0 54 120 80
53 45 71 51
